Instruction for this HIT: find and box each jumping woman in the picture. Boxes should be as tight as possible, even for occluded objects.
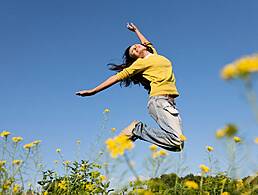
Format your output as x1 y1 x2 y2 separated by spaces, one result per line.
76 23 184 152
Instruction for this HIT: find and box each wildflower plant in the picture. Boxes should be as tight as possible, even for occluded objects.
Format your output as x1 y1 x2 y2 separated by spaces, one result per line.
0 130 44 194
38 160 110 194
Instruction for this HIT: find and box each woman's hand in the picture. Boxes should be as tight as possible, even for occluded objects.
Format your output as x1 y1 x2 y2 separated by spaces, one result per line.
127 22 138 32
75 89 96 97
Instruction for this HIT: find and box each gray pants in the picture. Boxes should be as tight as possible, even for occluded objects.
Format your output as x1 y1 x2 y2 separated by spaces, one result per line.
132 95 184 152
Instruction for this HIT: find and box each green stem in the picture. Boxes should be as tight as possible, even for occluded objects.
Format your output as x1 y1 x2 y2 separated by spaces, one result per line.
153 158 161 177
124 153 139 181
199 174 204 195
243 77 258 122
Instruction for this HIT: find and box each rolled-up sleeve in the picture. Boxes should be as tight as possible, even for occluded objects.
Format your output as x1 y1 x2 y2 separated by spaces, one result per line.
115 59 145 81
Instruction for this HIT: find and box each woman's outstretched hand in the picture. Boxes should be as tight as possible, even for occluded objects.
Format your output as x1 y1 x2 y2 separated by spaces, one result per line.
75 89 95 97
127 22 138 32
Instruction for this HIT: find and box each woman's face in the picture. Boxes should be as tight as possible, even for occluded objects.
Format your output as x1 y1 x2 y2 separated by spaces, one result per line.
129 44 146 58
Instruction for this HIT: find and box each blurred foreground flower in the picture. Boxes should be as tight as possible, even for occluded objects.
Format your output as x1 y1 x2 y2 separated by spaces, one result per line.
215 124 238 139
199 164 210 173
184 180 199 189
0 130 11 138
221 53 258 80
254 137 258 144
105 135 134 158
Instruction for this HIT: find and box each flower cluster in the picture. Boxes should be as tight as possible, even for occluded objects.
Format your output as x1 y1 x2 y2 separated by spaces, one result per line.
216 124 238 138
221 54 258 80
148 144 168 158
105 135 134 158
152 149 168 159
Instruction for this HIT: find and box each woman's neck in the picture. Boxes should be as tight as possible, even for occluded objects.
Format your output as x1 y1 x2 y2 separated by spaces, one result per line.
142 50 151 58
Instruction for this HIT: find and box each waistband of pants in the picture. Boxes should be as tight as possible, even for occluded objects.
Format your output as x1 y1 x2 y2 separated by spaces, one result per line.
149 94 176 104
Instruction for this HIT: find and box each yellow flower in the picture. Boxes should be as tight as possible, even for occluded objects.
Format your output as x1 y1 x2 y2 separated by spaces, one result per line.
12 136 23 143
3 180 12 190
216 129 226 138
254 137 258 144
13 184 20 193
236 179 244 189
199 164 210 173
0 160 6 168
63 160 71 166
221 64 237 80
103 108 110 113
99 175 107 181
221 54 258 80
206 146 214 152
180 134 187 141
0 130 11 138
56 148 61 153
221 192 230 195
233 136 241 143
184 180 199 189
12 160 23 166
235 55 258 75
105 135 134 158
43 191 48 195
133 189 153 195
76 139 81 144
85 183 95 191
58 180 67 190
152 149 168 159
32 140 41 145
111 127 116 132
23 143 34 150
159 150 168 157
216 124 238 139
224 124 238 137
149 144 158 152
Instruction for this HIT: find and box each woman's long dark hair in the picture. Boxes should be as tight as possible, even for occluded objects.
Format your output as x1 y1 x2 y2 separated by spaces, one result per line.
108 44 153 93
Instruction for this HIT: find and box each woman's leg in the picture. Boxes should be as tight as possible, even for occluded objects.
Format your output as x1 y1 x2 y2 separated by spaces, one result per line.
132 96 184 152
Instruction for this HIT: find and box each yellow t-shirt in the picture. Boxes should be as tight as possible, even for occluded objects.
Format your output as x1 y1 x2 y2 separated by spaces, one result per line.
115 43 179 97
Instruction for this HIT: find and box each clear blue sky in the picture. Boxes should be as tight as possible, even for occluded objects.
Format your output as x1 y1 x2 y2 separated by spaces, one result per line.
1 0 257 182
